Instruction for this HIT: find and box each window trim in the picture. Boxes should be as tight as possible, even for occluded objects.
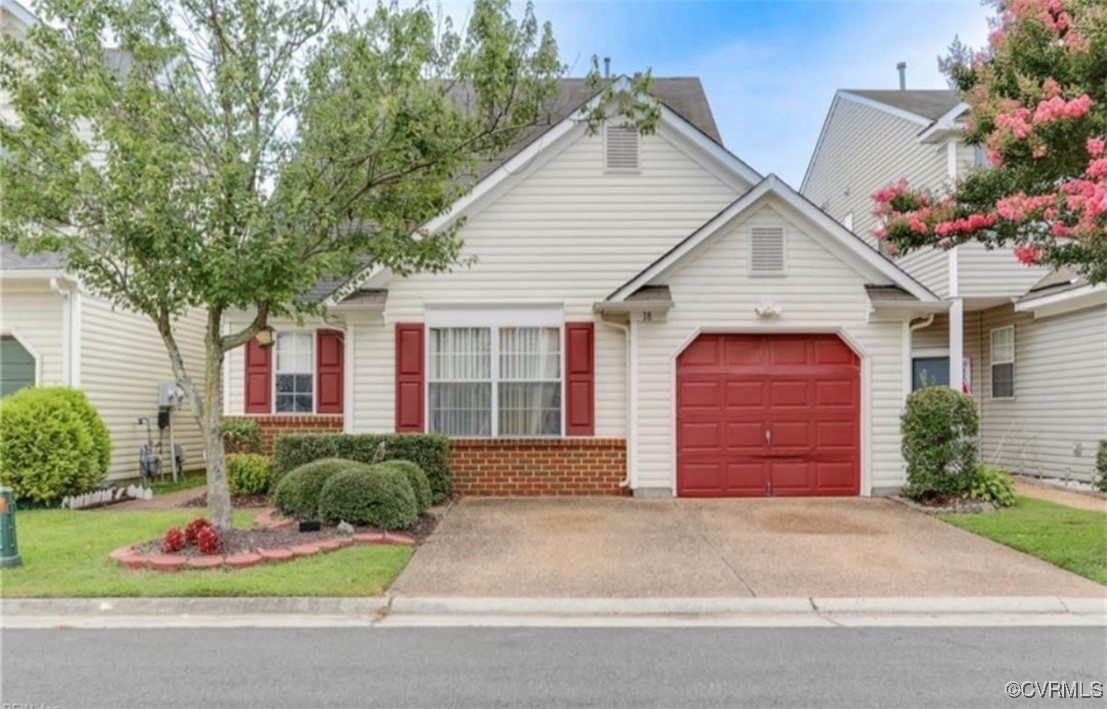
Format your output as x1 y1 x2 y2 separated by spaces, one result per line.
748 224 787 277
603 123 641 174
273 330 316 415
989 325 1016 400
425 321 565 439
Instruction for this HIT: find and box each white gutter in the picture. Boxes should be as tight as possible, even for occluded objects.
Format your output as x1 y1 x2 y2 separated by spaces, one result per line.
48 276 79 386
599 318 633 489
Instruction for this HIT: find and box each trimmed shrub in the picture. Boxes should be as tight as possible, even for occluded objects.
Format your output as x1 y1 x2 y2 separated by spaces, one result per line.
223 419 263 455
901 387 979 501
274 433 451 503
317 463 418 530
270 458 371 519
379 460 432 513
0 386 112 502
967 465 1016 507
1095 440 1107 493
226 453 273 496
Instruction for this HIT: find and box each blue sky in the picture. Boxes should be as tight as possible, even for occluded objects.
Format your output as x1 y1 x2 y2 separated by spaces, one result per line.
441 0 994 186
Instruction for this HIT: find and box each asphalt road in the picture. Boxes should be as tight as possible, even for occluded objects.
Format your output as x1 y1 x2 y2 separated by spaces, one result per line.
3 627 1105 708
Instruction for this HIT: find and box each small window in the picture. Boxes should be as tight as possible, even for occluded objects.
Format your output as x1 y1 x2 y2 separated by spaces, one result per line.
0 335 36 397
843 212 854 231
749 226 785 275
990 326 1015 399
912 357 950 391
275 332 314 412
605 124 639 172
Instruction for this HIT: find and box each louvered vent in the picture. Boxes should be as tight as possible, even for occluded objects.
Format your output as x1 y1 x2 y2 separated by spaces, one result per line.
605 124 639 171
750 226 785 274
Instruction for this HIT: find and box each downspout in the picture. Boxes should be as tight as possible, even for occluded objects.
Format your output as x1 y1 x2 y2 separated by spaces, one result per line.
906 313 936 390
600 318 633 489
49 277 73 386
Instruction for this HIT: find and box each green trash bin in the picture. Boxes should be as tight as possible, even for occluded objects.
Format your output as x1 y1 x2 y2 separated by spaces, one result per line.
0 487 21 568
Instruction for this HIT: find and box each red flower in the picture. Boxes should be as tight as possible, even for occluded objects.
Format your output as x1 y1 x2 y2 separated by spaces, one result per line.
196 526 222 555
162 527 186 553
185 517 214 544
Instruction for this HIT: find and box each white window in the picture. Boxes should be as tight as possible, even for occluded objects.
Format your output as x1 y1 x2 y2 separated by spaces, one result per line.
749 226 785 275
275 331 314 413
429 325 561 437
990 326 1015 399
605 124 639 172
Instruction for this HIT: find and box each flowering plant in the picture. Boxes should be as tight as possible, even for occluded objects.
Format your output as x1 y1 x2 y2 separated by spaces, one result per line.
162 527 186 553
873 0 1107 283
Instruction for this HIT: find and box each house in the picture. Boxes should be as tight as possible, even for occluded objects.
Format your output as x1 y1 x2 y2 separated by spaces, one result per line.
802 84 1107 483
223 76 945 498
0 0 208 481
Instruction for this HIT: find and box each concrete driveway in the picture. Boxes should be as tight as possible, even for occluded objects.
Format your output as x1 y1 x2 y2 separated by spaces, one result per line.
390 497 1106 597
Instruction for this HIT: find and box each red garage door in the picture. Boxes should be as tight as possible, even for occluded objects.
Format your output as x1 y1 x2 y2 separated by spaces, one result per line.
677 334 860 497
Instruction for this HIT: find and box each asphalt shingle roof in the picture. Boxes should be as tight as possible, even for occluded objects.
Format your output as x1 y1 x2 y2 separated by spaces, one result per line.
0 244 65 271
845 89 961 121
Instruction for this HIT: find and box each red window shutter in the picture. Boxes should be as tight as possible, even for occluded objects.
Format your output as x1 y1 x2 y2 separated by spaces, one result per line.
565 322 595 436
395 323 425 432
244 338 272 414
316 329 344 414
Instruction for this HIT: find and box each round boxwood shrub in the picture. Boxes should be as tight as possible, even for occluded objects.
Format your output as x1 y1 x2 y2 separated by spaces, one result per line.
317 464 418 530
0 386 112 503
379 460 431 513
901 387 979 501
226 453 273 496
270 458 369 519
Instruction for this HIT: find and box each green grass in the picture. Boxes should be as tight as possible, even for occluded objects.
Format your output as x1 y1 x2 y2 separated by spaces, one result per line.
148 471 208 494
940 496 1107 584
0 509 412 597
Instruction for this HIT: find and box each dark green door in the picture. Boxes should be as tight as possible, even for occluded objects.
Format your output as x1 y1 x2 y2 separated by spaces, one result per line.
0 336 36 397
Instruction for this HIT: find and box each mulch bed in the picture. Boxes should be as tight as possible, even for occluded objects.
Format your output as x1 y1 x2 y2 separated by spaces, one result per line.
182 492 269 509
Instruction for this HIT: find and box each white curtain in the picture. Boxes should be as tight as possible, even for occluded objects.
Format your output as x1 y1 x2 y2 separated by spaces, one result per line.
499 327 560 436
429 328 491 436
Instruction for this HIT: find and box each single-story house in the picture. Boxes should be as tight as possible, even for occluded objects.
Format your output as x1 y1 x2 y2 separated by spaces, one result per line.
223 76 945 497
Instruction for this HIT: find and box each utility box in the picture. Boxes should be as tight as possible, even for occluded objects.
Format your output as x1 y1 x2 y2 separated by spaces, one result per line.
0 487 22 568
158 382 185 408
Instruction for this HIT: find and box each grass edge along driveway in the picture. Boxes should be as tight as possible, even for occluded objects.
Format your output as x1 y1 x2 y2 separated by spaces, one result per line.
940 496 1107 584
0 509 412 598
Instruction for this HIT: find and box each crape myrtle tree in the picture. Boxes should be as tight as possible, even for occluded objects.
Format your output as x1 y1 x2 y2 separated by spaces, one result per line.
871 0 1107 284
0 0 658 529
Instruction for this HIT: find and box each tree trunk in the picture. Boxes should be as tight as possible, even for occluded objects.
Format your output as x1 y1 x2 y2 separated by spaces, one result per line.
202 312 233 531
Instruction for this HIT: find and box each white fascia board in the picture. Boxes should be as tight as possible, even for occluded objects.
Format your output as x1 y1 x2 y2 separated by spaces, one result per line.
2 0 38 27
656 105 761 187
800 93 841 193
1014 284 1107 317
837 91 934 127
608 175 941 304
0 268 65 280
918 102 971 143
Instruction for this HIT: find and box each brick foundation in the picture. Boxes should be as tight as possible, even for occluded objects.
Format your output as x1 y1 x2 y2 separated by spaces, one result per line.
449 438 628 496
224 415 344 456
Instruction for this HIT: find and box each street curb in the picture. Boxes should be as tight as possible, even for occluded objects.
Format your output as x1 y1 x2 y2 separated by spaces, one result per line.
811 596 1071 614
1059 597 1107 615
1 597 388 617
388 596 816 616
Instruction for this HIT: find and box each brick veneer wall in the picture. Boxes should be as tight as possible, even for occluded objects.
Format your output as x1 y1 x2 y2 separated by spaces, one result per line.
449 438 628 496
224 415 344 456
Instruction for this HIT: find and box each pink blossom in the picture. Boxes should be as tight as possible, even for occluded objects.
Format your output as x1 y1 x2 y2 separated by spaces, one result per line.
1014 244 1045 265
1087 138 1106 158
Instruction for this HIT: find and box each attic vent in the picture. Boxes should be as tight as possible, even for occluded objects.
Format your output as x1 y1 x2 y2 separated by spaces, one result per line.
605 124 639 171
750 226 785 274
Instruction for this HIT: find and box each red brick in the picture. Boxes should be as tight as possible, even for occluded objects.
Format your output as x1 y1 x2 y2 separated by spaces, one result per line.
225 553 264 569
149 554 187 571
257 548 294 562
289 544 320 557
186 555 225 570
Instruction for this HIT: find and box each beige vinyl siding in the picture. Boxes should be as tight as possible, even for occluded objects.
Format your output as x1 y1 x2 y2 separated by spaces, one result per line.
954 141 978 178
898 248 949 298
80 295 207 479
635 200 909 493
350 124 744 437
0 284 66 386
976 303 1107 482
803 97 949 248
911 313 949 352
956 243 1050 298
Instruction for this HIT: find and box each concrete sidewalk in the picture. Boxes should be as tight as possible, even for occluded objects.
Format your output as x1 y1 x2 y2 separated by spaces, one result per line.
388 497 1106 598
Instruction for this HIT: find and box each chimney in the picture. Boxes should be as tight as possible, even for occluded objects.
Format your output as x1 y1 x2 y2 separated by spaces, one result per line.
897 62 907 90
604 57 611 78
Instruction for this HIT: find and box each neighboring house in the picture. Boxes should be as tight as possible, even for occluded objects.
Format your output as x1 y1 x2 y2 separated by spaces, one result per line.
1 0 208 481
224 76 944 498
803 86 1107 483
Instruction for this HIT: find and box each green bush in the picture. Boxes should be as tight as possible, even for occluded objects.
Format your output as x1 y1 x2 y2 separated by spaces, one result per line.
317 463 418 530
223 419 263 455
1095 440 1107 493
901 387 979 501
274 433 451 503
226 453 273 496
379 460 431 513
269 458 371 519
967 464 1016 507
0 386 112 503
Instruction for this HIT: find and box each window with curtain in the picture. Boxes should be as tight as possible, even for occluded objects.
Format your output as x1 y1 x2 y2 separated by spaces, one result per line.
275 332 313 412
990 326 1015 399
429 326 561 437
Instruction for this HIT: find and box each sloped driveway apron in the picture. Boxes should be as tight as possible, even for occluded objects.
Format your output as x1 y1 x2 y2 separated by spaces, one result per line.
389 497 1105 598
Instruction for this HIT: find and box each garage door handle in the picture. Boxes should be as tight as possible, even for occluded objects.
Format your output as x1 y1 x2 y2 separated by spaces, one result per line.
765 430 772 446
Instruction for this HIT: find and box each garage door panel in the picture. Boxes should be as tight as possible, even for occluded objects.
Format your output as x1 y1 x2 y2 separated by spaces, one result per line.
677 333 860 498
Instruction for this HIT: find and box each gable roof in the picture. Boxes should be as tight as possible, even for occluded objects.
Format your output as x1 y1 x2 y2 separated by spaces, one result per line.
842 89 960 122
0 244 64 272
606 174 941 304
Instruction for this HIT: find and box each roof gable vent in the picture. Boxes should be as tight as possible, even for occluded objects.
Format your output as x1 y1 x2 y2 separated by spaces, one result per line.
749 226 785 275
605 124 639 172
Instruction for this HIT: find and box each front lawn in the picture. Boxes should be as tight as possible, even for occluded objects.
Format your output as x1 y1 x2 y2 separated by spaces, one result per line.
0 509 412 597
940 496 1107 584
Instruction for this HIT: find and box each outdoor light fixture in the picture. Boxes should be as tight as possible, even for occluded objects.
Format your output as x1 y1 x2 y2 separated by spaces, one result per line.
255 325 276 349
754 302 782 319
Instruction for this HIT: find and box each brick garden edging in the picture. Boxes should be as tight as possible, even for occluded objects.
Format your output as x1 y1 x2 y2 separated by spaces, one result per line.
108 508 415 572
